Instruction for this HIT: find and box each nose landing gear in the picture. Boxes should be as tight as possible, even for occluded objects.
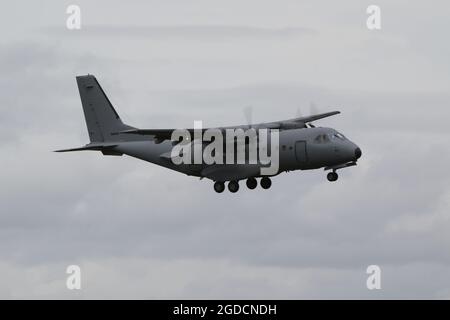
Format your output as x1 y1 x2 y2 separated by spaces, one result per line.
324 161 357 183
327 171 338 182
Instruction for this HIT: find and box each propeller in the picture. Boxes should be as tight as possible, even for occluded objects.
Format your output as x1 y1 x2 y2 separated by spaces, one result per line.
243 105 253 129
306 101 319 128
293 102 318 128
239 105 258 147
309 101 319 116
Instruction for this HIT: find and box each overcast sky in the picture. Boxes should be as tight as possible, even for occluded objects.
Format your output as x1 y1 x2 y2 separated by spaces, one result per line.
0 0 450 299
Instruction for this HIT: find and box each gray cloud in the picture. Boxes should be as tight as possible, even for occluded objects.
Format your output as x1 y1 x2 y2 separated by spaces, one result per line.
47 25 316 39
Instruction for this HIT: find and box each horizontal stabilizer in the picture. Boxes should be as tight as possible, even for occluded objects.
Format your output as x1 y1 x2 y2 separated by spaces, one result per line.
54 143 118 153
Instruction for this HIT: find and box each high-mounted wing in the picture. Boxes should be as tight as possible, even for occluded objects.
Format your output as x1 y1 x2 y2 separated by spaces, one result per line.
288 111 341 124
117 128 211 142
116 111 341 141
272 111 341 129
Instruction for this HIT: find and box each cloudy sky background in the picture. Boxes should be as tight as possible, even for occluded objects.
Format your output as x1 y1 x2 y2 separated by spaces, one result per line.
1 0 450 298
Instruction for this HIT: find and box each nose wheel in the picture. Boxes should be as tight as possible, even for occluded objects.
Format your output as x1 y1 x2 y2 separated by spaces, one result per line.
327 171 338 182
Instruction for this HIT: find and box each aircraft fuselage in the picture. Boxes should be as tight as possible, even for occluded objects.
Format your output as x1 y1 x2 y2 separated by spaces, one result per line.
113 126 361 182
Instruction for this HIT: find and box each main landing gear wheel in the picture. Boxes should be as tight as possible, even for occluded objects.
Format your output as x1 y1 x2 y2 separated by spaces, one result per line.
327 172 338 182
246 177 257 190
228 181 239 193
260 177 272 189
214 181 225 193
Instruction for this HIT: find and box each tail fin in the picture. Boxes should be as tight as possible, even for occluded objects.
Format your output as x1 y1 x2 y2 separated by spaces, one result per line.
76 75 132 142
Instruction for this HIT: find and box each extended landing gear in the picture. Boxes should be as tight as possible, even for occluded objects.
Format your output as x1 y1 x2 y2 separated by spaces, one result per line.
260 177 272 189
327 171 339 182
228 180 239 193
246 177 257 190
214 181 225 193
214 177 271 192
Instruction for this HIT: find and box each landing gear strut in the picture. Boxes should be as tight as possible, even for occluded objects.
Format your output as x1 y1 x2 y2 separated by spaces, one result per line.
260 177 272 189
246 177 257 190
214 181 225 193
228 180 239 193
327 171 338 182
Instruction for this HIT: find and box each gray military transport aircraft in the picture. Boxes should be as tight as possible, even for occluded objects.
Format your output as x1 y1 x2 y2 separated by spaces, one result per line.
56 75 362 193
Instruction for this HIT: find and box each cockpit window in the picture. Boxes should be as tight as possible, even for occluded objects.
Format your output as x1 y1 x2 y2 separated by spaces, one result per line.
314 134 330 143
314 135 322 143
333 132 346 140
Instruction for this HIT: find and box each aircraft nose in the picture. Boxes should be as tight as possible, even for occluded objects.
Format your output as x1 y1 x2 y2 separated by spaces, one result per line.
354 147 362 159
